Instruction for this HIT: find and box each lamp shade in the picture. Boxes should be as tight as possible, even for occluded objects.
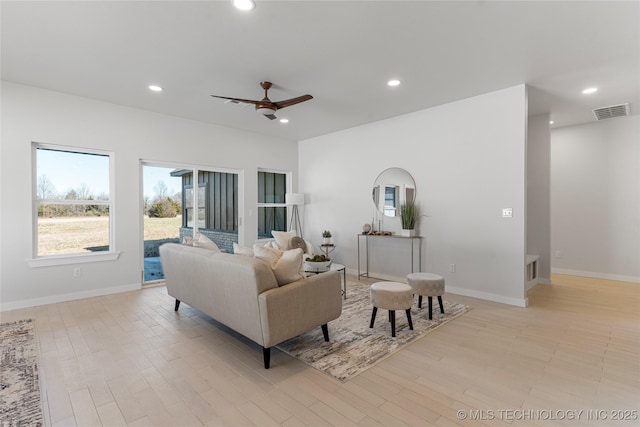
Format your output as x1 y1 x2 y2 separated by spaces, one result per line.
286 193 305 206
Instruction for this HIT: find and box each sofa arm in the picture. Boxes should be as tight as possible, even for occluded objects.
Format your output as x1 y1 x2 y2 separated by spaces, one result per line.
258 271 342 348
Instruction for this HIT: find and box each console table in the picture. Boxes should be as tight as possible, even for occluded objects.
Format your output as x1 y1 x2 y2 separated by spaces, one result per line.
357 234 422 279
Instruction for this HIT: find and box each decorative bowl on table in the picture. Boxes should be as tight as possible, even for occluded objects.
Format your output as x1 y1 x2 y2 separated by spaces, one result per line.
304 255 331 271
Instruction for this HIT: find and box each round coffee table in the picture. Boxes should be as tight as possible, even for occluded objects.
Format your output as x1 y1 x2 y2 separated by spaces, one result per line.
305 262 347 299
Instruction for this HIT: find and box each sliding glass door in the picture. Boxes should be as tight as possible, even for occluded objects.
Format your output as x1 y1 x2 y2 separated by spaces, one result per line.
142 164 182 283
141 162 240 283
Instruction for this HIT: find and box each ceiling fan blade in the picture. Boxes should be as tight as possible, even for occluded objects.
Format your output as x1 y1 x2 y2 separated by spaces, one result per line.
273 94 313 109
210 95 261 106
264 114 278 120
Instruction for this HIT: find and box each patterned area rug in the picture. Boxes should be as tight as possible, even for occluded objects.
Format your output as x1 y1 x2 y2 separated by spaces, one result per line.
0 319 44 427
276 280 469 381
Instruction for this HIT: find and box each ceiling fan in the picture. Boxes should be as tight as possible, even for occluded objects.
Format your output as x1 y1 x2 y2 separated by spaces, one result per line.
211 81 313 120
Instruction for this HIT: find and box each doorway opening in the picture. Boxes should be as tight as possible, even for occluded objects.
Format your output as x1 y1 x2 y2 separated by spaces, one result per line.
142 164 182 283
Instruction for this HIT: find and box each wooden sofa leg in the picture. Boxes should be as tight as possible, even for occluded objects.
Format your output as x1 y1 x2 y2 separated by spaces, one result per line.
321 324 329 342
263 347 271 369
174 299 181 311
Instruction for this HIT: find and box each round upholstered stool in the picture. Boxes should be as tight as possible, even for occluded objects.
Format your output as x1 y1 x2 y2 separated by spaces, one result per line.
369 281 414 337
407 273 445 320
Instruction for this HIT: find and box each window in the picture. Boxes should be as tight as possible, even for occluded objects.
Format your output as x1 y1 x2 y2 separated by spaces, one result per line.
184 184 207 229
34 145 114 260
176 171 238 231
257 170 288 239
384 185 398 217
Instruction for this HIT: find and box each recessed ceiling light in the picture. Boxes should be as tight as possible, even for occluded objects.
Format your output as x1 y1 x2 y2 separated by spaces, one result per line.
387 79 401 87
233 0 255 11
279 118 289 124
582 87 598 94
549 120 554 125
148 85 163 92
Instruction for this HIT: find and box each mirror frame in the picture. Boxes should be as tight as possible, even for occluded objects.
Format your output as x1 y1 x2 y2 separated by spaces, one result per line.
372 167 416 217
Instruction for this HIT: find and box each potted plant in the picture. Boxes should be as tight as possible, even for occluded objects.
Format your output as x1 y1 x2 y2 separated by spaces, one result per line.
400 202 417 237
322 230 332 245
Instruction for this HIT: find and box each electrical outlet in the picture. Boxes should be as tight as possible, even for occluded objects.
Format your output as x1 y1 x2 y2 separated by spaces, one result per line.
73 267 82 278
449 263 456 273
502 208 513 218
555 251 562 258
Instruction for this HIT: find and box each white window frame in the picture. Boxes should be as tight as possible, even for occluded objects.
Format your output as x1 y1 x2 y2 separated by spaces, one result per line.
257 168 291 240
29 143 120 267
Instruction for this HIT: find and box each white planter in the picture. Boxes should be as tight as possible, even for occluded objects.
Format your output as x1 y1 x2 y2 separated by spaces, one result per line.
322 237 332 245
400 229 416 237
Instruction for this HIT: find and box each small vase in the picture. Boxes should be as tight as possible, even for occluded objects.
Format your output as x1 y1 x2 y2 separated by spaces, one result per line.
401 229 416 237
323 237 332 245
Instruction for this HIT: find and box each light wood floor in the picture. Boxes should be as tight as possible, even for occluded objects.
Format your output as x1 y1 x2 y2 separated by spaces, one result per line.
1 274 638 426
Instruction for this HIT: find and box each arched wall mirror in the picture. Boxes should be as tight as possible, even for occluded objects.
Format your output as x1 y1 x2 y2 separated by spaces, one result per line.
372 167 416 217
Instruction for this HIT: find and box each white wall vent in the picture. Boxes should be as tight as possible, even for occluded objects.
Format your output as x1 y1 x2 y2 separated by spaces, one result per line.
592 103 630 120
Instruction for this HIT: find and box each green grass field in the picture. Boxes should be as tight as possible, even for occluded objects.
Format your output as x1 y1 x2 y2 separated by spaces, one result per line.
38 215 182 256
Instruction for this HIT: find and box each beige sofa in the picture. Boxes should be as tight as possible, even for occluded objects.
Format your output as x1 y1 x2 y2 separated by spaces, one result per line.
159 243 342 368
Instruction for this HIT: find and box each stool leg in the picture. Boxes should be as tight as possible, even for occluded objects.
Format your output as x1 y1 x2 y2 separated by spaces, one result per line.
418 295 423 308
428 296 433 320
390 310 396 337
369 306 378 328
406 309 413 330
438 296 445 314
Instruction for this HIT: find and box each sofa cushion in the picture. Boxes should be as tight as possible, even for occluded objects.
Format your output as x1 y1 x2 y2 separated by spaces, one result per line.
233 242 254 256
254 244 304 286
192 232 221 252
253 244 283 268
272 248 304 286
271 230 297 250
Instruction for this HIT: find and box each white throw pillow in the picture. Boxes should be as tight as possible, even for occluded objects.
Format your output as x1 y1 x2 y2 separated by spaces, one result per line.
271 230 297 251
253 244 283 268
264 240 280 250
233 242 254 256
304 240 314 256
273 248 304 286
192 232 221 252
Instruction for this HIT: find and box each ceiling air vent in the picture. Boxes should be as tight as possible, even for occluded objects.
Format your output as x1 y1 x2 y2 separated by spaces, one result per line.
592 103 630 121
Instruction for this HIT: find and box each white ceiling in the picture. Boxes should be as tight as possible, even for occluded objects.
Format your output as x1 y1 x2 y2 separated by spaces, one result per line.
2 1 639 142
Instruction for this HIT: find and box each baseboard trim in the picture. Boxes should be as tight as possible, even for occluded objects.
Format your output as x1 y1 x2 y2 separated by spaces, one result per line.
346 268 528 307
1 283 141 312
552 268 640 284
445 285 528 307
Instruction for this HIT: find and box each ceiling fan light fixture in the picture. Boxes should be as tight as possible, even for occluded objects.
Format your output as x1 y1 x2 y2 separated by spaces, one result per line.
256 106 276 116
233 0 255 11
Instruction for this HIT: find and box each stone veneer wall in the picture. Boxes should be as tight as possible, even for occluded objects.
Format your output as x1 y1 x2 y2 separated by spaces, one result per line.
179 228 238 254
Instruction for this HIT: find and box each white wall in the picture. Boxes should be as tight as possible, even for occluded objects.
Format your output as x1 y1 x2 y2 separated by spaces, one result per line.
0 82 298 310
299 85 529 306
551 116 640 282
526 113 551 287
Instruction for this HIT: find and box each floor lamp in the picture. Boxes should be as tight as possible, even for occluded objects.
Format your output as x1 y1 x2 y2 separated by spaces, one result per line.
286 193 305 238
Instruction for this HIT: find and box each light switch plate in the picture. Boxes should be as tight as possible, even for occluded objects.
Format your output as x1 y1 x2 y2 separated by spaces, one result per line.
502 208 513 218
